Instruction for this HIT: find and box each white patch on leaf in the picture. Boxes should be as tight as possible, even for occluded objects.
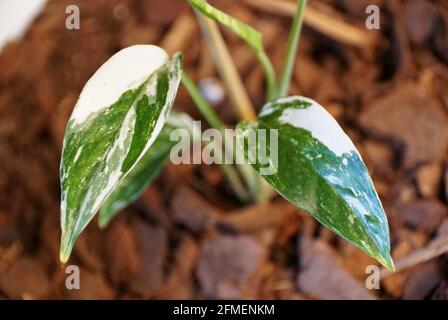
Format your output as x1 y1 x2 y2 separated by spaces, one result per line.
74 146 83 162
70 45 168 124
277 96 357 157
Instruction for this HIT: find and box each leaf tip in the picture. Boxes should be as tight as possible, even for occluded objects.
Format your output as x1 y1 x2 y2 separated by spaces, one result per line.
378 251 395 271
59 251 69 264
59 241 71 263
59 229 75 263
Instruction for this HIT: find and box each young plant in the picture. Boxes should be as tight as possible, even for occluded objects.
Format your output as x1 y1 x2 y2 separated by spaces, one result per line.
59 0 394 270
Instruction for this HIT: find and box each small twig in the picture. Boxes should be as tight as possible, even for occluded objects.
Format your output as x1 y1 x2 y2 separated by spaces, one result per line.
244 0 376 48
217 201 294 232
381 235 448 278
160 12 198 55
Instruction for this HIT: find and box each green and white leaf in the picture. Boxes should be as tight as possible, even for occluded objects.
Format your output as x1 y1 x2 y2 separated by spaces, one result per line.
98 112 195 228
97 125 173 228
236 96 394 270
60 45 182 262
187 0 262 52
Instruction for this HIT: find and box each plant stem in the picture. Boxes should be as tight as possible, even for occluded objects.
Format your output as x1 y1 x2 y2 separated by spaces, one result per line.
181 73 250 202
193 11 264 200
194 11 257 121
182 73 225 131
187 0 277 102
211 148 251 202
277 0 307 98
257 50 277 101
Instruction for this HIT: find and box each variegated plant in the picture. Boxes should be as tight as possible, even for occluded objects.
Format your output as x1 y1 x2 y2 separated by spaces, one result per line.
59 0 394 270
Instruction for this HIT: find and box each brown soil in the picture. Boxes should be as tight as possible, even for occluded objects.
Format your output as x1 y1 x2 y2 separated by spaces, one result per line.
0 0 447 300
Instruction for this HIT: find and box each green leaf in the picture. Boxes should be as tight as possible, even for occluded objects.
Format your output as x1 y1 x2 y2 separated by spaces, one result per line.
187 0 276 99
98 112 193 228
236 96 394 270
60 45 182 262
